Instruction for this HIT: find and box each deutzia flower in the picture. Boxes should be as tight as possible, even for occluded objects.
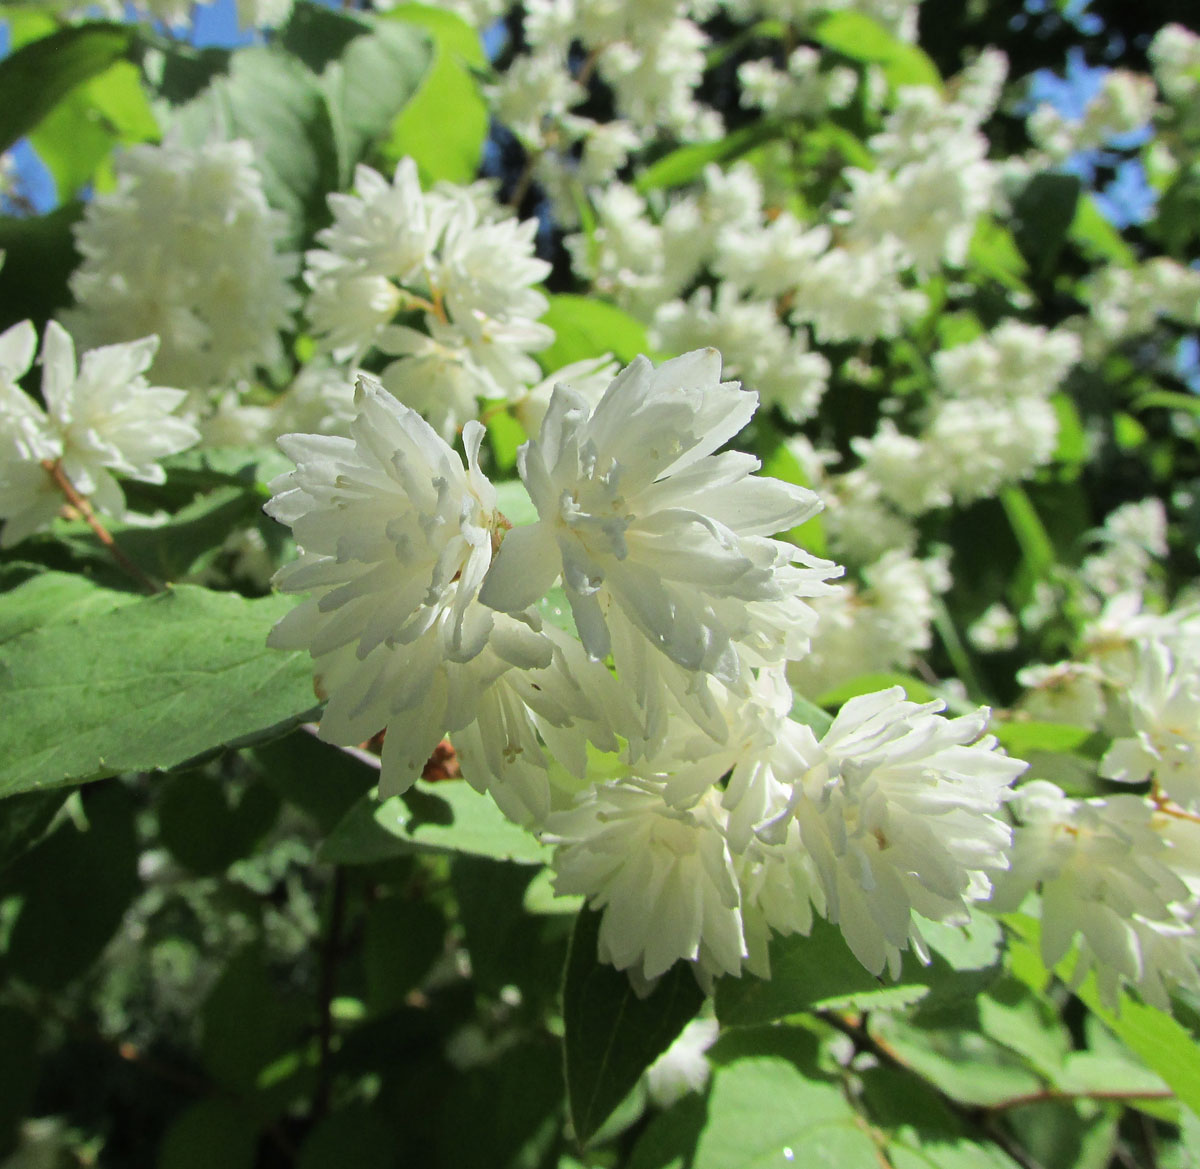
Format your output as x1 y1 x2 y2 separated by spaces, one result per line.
264 375 550 797
764 689 1025 977
479 349 841 735
1101 639 1200 810
546 779 748 984
0 320 198 544
992 781 1200 1010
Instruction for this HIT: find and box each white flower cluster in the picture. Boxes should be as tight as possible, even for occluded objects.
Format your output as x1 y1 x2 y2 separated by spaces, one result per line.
267 349 1028 986
303 159 555 441
0 320 198 547
63 139 299 391
852 321 1081 515
1028 69 1157 162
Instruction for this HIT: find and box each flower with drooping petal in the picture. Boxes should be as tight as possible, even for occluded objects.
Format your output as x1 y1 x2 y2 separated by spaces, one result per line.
264 374 551 797
765 688 1025 977
1101 639 1200 810
546 779 747 984
992 781 1200 1010
480 349 840 736
0 319 198 544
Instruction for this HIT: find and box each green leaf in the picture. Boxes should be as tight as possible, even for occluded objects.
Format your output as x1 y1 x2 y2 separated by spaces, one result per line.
29 59 159 203
790 694 834 736
563 907 705 1146
0 570 139 643
538 294 651 372
0 789 64 875
992 720 1099 759
716 913 1003 1026
1006 915 1200 1118
693 1055 880 1169
317 17 433 181
966 219 1030 293
494 477 538 527
168 47 339 247
635 121 784 193
1 781 140 988
817 672 938 709
158 1100 260 1169
1070 193 1136 267
1134 389 1200 418
157 773 281 875
201 945 308 1098
320 780 551 866
810 10 941 90
627 1094 707 1169
0 22 134 154
53 485 263 583
363 896 446 1013
0 1006 38 1154
253 729 378 833
0 584 321 798
0 204 83 331
999 485 1056 579
1011 172 1081 281
379 4 486 185
297 1108 400 1169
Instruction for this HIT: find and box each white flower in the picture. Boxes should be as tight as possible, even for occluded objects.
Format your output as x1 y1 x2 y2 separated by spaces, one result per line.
992 781 1200 1009
480 349 839 698
64 139 298 390
265 375 550 797
767 689 1024 977
1101 639 1200 810
546 779 748 982
0 320 198 544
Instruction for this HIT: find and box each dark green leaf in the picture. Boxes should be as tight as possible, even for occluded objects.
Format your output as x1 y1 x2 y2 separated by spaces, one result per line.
0 204 83 331
158 1100 260 1169
320 780 551 866
0 22 134 154
201 945 308 1098
0 584 321 798
0 789 65 875
253 729 378 833
2 781 139 988
157 773 281 875
563 907 704 1146
298 1108 400 1169
363 896 446 1013
0 1007 38 1154
1011 172 1081 281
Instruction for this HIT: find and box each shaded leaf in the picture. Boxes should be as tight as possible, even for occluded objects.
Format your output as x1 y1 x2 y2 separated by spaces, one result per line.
320 779 551 866
0 584 321 798
158 1100 260 1169
563 908 704 1146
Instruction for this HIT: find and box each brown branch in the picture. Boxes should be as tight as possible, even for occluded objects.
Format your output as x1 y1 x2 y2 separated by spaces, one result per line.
42 460 161 594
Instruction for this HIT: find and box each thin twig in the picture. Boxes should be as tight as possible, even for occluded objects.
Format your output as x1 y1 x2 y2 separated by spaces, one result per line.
42 460 161 594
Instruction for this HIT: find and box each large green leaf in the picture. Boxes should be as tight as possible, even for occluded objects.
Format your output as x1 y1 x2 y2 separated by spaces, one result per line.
693 1055 880 1169
379 4 487 185
563 908 705 1146
715 913 1003 1026
810 10 941 90
168 46 339 246
28 59 159 202
1011 172 1081 281
320 779 552 865
0 204 83 331
158 1100 260 1169
538 294 651 372
1 781 140 989
0 22 134 154
0 581 320 798
282 3 432 182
